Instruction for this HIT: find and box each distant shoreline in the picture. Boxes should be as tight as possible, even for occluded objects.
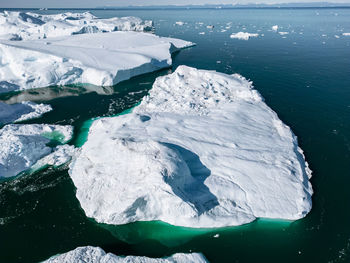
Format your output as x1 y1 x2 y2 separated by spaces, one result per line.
1 6 350 10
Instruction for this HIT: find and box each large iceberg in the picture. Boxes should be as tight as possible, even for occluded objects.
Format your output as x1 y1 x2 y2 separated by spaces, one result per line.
69 66 313 228
0 101 52 125
43 246 208 263
0 11 153 41
0 31 193 93
0 124 73 178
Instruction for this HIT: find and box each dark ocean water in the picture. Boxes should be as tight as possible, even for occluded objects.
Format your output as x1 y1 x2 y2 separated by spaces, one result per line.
0 8 350 263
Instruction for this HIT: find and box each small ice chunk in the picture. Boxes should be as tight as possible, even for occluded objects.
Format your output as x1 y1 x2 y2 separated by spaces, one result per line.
342 33 350 36
279 32 289 35
175 21 185 26
272 25 279 31
230 32 259 40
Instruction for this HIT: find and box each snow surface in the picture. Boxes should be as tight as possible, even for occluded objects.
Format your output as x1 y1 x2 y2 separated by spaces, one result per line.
0 31 193 93
0 11 153 41
69 65 313 228
0 101 52 124
0 124 73 178
43 246 208 263
230 32 259 40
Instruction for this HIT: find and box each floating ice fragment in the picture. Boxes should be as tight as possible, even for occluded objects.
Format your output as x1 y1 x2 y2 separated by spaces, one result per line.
230 32 259 40
272 25 279 31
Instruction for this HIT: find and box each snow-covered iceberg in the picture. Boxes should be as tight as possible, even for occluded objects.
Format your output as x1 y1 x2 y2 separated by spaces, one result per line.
0 101 52 125
0 11 153 41
43 246 208 263
0 31 193 93
0 124 73 178
69 66 313 228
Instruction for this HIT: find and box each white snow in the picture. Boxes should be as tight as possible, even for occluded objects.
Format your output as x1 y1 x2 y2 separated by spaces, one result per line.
0 31 193 93
272 25 279 31
342 33 350 36
278 32 289 36
0 124 73 177
0 11 153 41
43 246 208 263
69 65 313 228
230 32 259 40
0 101 52 124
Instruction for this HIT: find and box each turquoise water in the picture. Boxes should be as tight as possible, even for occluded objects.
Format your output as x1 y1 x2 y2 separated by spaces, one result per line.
0 8 350 263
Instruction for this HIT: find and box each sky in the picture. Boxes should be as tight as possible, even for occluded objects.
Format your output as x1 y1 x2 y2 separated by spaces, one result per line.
0 0 348 8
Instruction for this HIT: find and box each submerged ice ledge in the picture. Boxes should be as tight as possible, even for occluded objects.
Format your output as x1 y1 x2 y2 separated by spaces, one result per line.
69 65 313 228
43 246 208 263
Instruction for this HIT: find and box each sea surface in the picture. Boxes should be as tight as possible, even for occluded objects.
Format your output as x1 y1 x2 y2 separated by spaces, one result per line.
0 7 350 263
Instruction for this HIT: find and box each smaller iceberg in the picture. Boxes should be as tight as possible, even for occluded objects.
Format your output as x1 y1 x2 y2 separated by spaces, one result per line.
42 246 208 263
0 124 73 178
0 11 153 41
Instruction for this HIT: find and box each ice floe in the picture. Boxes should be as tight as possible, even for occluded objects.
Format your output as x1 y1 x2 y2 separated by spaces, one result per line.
0 31 193 93
43 246 208 263
175 21 185 26
272 25 279 31
0 11 153 41
69 66 313 228
278 32 289 36
0 124 73 177
230 32 259 40
342 33 350 36
0 101 52 125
